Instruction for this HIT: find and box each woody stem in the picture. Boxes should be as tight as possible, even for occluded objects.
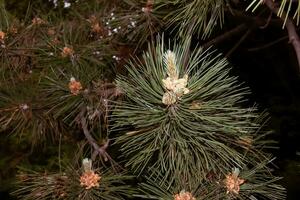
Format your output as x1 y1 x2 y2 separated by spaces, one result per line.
79 109 109 161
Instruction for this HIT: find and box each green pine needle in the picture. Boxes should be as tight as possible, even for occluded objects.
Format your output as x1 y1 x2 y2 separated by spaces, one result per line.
137 159 285 200
12 166 136 200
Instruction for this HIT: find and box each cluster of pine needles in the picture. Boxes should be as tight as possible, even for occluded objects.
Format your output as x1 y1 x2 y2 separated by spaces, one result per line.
0 0 287 199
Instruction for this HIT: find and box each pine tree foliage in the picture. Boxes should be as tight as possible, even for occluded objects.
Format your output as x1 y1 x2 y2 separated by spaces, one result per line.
0 0 289 199
109 0 164 48
247 0 300 26
12 160 136 200
0 84 66 145
162 0 225 39
137 160 285 200
112 37 280 188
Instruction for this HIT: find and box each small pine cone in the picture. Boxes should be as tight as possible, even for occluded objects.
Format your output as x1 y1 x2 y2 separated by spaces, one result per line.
61 46 74 57
69 77 83 95
80 171 101 190
51 37 60 45
142 0 154 13
162 77 175 91
47 28 56 36
32 17 46 25
162 91 177 105
172 75 189 96
224 172 245 194
0 31 5 41
88 15 97 24
174 190 196 200
19 103 29 110
146 0 154 8
91 23 102 33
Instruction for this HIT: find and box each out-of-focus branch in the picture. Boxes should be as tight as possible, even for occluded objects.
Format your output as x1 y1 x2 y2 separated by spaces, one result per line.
264 0 300 72
202 24 248 49
226 28 252 57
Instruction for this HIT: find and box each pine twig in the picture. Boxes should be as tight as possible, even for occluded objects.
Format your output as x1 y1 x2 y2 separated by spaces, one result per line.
202 24 247 49
259 10 273 29
225 28 252 57
263 0 300 72
247 35 288 51
78 109 111 162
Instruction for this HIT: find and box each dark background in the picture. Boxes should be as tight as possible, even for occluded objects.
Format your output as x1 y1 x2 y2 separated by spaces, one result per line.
227 27 300 199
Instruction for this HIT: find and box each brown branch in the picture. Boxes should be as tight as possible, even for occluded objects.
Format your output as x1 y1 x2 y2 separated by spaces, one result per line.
94 82 123 99
201 9 283 51
225 29 252 57
229 8 283 28
202 24 248 49
259 10 273 29
78 109 111 162
247 35 288 51
263 0 300 71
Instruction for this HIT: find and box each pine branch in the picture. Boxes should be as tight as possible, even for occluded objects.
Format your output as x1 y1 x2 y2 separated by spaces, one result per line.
247 35 289 51
226 28 252 57
163 0 225 39
78 108 111 162
263 0 300 72
12 164 136 200
113 37 274 185
202 24 248 49
137 159 285 200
